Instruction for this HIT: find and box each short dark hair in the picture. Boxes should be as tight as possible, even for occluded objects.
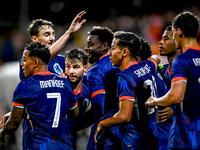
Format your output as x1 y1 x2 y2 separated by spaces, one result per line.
25 42 51 64
138 37 152 61
27 19 54 37
172 11 199 38
65 49 89 66
165 25 172 31
114 32 141 58
89 27 114 47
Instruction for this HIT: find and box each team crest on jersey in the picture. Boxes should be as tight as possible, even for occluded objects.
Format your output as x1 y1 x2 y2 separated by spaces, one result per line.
53 63 63 74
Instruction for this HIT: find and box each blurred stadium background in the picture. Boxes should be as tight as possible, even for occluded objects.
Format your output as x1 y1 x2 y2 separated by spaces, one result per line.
0 0 200 149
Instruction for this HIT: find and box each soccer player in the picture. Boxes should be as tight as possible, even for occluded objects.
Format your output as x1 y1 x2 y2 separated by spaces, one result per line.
156 25 181 150
94 32 167 149
61 48 91 149
0 42 79 150
158 25 182 90
19 11 86 80
75 27 120 150
145 11 200 149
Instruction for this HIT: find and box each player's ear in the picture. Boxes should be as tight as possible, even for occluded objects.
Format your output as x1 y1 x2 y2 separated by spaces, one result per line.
84 64 88 72
31 36 37 42
101 42 108 51
122 48 129 57
177 28 183 38
136 56 142 62
34 59 39 68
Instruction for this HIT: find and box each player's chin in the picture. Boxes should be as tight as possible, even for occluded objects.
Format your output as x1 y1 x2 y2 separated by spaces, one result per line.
111 62 119 67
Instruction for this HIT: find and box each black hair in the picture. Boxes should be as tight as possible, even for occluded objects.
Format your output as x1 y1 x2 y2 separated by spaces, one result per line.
172 11 199 38
138 37 152 61
25 42 51 64
27 19 54 37
165 25 172 31
89 27 114 47
114 32 141 58
65 49 89 66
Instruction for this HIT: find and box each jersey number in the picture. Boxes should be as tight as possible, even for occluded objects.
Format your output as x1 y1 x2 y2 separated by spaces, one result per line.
143 76 157 115
47 93 61 128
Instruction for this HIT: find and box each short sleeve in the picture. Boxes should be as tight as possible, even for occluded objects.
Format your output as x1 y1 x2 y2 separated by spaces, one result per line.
117 75 135 102
171 57 187 83
12 80 28 108
68 94 78 110
144 60 157 70
87 71 105 99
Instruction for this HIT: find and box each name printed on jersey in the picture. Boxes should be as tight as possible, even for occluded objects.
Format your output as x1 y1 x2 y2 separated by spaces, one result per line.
40 80 64 88
134 64 151 77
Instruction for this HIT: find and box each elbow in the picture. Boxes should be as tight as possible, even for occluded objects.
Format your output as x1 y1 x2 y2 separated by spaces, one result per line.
169 94 184 105
117 113 132 123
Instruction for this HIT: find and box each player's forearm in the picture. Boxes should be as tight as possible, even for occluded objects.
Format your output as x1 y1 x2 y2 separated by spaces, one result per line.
49 30 72 61
0 120 19 135
99 111 126 127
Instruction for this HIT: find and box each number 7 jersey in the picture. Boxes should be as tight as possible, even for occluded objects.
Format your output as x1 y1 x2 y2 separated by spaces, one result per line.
12 72 78 149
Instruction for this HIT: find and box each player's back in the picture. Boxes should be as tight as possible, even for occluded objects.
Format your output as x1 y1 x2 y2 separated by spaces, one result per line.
169 47 200 149
23 72 76 147
117 60 167 149
172 47 200 119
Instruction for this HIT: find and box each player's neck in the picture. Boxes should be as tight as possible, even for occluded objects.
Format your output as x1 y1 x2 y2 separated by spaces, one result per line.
120 57 136 71
181 37 199 51
72 79 83 93
34 66 48 74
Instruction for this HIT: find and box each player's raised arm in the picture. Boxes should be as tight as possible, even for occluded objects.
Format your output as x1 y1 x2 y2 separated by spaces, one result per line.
49 11 86 61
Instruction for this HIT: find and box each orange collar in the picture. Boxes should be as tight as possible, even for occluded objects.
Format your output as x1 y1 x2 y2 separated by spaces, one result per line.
183 46 200 53
99 54 108 60
126 62 138 69
33 72 52 76
73 83 83 95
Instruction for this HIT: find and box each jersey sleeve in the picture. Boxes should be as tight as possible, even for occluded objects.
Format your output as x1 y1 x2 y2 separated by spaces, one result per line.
171 57 187 83
68 94 78 110
64 79 78 110
117 75 135 102
87 71 105 101
12 80 28 108
143 59 157 71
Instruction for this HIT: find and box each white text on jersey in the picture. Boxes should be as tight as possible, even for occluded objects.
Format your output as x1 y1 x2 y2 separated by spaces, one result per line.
40 80 64 88
134 64 151 77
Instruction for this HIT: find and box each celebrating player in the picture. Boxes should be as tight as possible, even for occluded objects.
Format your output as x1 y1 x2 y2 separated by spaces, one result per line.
145 11 200 149
0 42 79 150
19 11 86 80
75 27 120 150
94 32 168 149
61 49 91 149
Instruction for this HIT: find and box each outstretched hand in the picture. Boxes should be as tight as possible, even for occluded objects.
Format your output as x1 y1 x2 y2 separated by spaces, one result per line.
68 11 86 35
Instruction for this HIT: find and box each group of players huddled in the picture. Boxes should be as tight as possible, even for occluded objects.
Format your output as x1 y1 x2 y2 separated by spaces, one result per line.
0 10 200 150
